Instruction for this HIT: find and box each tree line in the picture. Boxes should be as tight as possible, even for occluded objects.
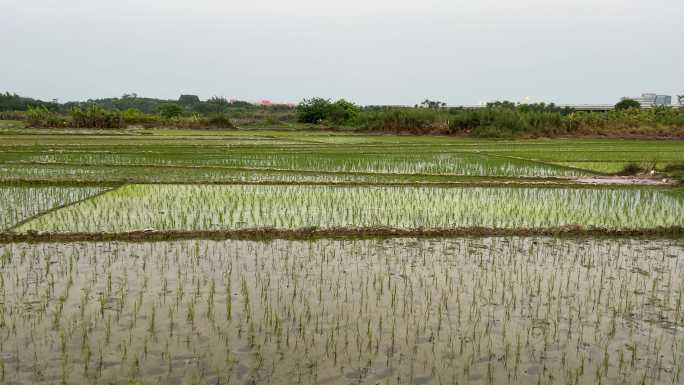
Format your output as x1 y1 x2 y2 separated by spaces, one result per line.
3 91 682 138
0 92 291 115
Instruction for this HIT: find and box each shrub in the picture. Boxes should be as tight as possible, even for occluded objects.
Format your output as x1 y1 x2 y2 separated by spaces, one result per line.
122 108 160 126
448 107 577 136
618 163 644 175
471 125 514 138
206 114 235 129
158 103 183 119
447 109 481 133
70 105 124 128
26 106 68 128
0 111 26 120
448 108 528 134
296 98 332 124
165 114 235 129
327 99 360 124
265 116 280 125
296 98 361 125
357 108 439 133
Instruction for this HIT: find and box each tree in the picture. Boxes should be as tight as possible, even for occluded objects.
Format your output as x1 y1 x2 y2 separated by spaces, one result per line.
296 98 361 124
158 103 183 118
228 100 253 108
0 92 60 111
207 96 230 113
486 101 517 109
615 98 641 110
296 98 332 123
420 99 446 109
328 99 360 124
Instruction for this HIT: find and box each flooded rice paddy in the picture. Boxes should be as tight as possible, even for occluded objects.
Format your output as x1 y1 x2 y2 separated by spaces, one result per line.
1 133 684 385
0 185 109 230
0 149 587 178
12 185 684 233
0 237 682 385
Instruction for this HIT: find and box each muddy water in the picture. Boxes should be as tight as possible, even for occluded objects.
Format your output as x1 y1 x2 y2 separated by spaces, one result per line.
0 237 682 385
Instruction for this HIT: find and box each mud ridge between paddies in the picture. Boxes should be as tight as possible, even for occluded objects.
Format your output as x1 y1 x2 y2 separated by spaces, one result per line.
573 176 676 185
2 226 683 243
2 178 680 189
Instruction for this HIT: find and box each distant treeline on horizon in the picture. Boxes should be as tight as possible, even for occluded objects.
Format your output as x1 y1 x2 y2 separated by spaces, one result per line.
3 91 684 139
0 92 580 114
0 92 296 114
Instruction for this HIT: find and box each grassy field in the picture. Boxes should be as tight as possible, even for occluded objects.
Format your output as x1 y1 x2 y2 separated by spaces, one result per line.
0 128 683 385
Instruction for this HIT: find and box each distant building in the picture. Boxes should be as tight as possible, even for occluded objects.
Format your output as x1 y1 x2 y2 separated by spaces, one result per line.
678 95 684 105
178 94 200 105
654 95 672 106
623 93 672 107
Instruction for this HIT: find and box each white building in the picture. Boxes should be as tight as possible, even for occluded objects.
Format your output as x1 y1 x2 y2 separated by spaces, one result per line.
623 93 672 107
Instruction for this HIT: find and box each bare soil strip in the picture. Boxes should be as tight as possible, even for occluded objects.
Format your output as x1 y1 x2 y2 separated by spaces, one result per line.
2 178 680 190
573 176 674 185
0 179 124 187
2 225 682 243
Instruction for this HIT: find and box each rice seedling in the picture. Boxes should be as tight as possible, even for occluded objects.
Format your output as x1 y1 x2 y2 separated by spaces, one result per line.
0 237 681 384
0 128 682 385
12 184 684 233
0 185 108 230
3 131 683 184
0 148 588 178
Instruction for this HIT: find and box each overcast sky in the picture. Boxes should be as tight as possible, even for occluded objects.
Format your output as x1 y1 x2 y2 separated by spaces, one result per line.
1 0 682 105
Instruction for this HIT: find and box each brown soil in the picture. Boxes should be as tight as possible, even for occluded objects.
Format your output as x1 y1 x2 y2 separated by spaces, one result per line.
2 225 682 243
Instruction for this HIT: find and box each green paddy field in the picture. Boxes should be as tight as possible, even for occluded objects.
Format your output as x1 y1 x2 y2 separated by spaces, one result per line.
0 126 682 384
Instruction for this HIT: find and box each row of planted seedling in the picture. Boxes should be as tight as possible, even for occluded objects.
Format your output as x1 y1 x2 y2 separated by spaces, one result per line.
0 237 682 384
0 163 534 185
14 185 684 233
2 149 585 178
0 185 108 230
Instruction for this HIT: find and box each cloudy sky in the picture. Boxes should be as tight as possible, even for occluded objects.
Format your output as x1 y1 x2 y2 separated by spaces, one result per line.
1 0 682 105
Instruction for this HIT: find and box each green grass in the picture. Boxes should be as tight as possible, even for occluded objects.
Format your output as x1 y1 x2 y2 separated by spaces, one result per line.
14 184 684 233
